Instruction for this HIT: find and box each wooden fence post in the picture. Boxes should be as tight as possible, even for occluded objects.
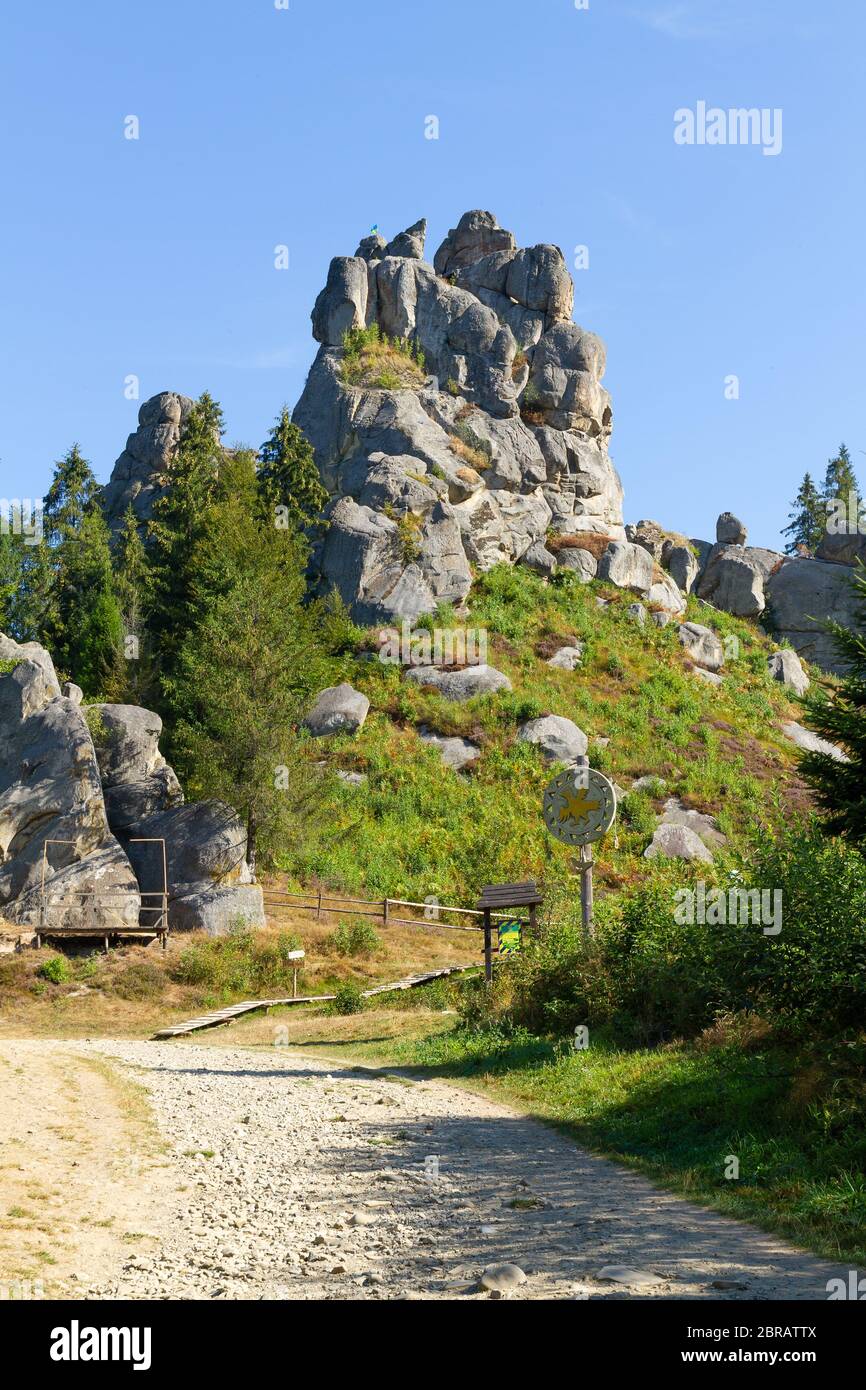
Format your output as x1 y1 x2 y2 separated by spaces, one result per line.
383 898 390 928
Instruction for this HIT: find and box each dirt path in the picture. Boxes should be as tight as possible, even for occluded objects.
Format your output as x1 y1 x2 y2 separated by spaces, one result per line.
0 1039 850 1300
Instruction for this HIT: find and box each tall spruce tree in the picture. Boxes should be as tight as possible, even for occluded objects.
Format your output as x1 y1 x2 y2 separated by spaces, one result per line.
783 472 825 554
257 407 328 527
20 445 124 693
822 442 860 504
0 530 24 633
112 504 153 703
167 450 327 876
799 567 866 846
146 392 225 693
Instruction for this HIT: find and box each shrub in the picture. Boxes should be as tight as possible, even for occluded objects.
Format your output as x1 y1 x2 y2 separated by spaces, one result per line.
112 960 165 1001
340 324 426 390
37 956 70 984
333 980 364 1015
327 920 381 958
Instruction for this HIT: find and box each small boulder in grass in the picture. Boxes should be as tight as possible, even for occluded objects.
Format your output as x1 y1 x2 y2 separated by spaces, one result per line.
304 683 370 736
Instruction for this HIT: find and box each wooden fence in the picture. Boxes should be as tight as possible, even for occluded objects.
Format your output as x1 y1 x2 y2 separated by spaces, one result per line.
261 886 520 935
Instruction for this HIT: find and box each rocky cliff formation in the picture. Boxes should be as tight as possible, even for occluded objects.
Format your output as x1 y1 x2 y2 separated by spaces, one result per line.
293 210 625 624
0 635 264 936
96 210 863 672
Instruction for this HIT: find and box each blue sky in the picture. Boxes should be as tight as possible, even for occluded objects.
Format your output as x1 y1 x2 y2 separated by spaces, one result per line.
1 0 862 549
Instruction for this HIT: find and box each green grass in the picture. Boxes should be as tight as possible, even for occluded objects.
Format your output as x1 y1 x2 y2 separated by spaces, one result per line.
281 563 808 903
327 1016 866 1266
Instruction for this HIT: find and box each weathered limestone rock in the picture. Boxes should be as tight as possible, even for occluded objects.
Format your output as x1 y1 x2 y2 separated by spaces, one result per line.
547 645 584 670
768 650 809 696
292 208 625 622
697 546 767 617
101 391 195 534
666 544 700 594
312 256 369 346
646 574 687 615
716 511 747 546
527 323 611 436
521 540 558 577
434 211 516 277
516 715 588 764
780 721 848 762
126 801 264 933
678 622 724 672
418 728 481 770
384 219 427 260
815 530 866 566
0 635 140 929
304 683 370 737
644 823 714 863
556 546 598 582
625 520 668 563
660 798 727 849
598 541 654 593
89 704 183 834
404 664 511 701
697 544 783 617
766 558 860 674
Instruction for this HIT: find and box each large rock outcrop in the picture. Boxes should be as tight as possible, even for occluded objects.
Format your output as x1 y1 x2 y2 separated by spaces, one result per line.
101 392 195 534
0 635 140 931
293 210 625 623
0 636 263 936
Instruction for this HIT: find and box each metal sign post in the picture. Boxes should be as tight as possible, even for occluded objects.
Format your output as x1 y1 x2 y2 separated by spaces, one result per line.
542 755 617 937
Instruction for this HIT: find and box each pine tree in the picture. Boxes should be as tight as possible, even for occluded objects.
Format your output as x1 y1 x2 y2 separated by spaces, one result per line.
57 507 124 695
112 504 153 702
782 472 825 554
257 407 328 527
146 392 226 688
167 450 327 876
822 442 861 517
799 567 866 846
13 445 123 692
0 530 23 634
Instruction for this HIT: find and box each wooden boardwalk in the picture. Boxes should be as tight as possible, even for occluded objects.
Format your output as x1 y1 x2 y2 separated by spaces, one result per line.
150 965 477 1040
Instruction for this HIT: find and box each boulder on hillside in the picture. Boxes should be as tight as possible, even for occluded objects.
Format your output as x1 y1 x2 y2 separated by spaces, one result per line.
418 728 481 770
768 650 809 696
625 519 668 562
815 530 866 566
659 798 727 849
766 558 860 674
678 622 724 672
644 823 714 864
547 645 584 670
666 544 700 594
780 721 848 763
404 664 511 701
555 546 598 582
305 683 370 737
516 715 588 764
697 544 784 617
598 540 654 593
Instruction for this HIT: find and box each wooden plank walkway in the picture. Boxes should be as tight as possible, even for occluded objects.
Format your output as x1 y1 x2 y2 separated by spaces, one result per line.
150 964 477 1040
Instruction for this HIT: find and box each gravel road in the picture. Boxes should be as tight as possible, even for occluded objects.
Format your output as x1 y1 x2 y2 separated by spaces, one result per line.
7 1039 850 1300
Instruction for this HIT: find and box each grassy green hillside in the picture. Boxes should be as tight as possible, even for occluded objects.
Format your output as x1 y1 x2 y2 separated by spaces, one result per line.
285 563 810 903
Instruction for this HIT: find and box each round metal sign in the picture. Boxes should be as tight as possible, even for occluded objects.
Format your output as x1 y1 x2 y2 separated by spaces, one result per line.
542 766 617 846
